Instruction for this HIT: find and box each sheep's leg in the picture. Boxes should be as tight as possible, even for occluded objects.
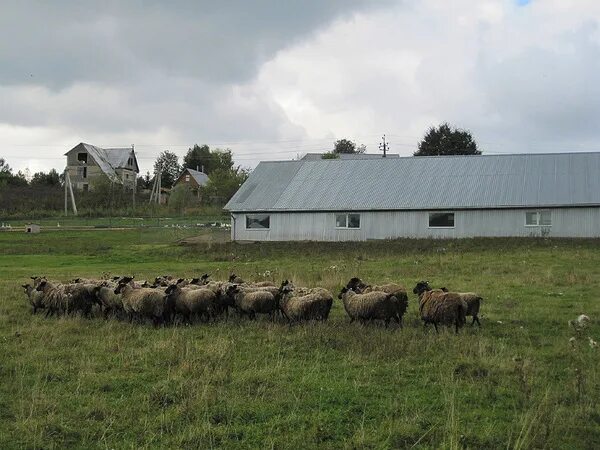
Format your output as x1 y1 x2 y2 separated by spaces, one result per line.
433 322 439 333
473 315 481 327
384 318 390 328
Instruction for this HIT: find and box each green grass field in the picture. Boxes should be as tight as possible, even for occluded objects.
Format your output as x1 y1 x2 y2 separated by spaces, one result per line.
1 229 599 449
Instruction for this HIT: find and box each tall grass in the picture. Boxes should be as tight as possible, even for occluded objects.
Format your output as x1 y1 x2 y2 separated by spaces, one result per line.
1 230 599 448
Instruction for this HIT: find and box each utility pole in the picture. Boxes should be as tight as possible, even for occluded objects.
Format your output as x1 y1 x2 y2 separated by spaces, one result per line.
64 169 68 215
65 171 78 215
379 134 389 158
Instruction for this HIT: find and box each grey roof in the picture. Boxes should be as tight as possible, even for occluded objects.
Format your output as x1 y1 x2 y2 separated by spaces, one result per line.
302 153 399 160
225 152 600 212
66 143 139 182
186 168 209 186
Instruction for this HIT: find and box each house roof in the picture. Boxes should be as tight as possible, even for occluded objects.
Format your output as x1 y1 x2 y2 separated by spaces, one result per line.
185 168 209 186
225 152 600 212
65 143 139 182
301 153 399 160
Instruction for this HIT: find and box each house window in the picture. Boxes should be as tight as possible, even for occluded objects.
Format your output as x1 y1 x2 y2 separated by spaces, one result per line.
335 213 361 229
77 167 87 179
77 153 88 163
525 211 551 226
128 157 133 166
125 173 129 180
429 212 455 228
82 184 89 192
185 175 190 182
246 214 270 229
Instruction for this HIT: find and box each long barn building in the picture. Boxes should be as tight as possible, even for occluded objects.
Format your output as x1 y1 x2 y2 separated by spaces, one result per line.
224 152 600 241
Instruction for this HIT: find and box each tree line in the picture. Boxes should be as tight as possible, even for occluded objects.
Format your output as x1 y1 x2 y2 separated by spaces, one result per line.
323 123 481 158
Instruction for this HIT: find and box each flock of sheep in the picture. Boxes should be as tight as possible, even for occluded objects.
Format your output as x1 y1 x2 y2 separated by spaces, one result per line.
21 273 483 332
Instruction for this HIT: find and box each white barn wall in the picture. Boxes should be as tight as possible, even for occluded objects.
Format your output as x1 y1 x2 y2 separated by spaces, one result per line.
231 208 600 241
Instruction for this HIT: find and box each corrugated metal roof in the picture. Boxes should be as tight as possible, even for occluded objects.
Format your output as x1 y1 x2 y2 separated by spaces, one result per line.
186 168 209 186
301 153 400 160
225 152 600 212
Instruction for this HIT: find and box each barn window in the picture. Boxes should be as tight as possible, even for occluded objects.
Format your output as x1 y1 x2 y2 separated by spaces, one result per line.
429 212 455 228
185 175 190 182
77 153 88 163
246 214 270 229
336 213 361 229
525 211 552 226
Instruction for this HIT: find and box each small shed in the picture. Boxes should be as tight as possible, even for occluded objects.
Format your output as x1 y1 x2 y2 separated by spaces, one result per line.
25 223 41 234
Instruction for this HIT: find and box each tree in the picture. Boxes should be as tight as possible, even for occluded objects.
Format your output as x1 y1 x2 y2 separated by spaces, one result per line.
183 144 234 175
333 139 357 154
321 152 340 159
31 169 60 186
201 167 250 204
0 158 28 187
153 151 181 189
414 123 482 156
169 184 194 213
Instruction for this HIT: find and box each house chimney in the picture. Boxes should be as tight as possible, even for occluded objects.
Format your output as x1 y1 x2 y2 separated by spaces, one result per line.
197 166 199 172
201 165 204 173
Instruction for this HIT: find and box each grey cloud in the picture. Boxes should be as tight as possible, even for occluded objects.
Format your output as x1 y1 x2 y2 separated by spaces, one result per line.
0 0 392 89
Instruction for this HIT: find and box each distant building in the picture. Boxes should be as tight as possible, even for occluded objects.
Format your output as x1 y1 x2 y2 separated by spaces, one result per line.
225 152 600 241
172 168 209 198
25 223 40 233
65 142 139 191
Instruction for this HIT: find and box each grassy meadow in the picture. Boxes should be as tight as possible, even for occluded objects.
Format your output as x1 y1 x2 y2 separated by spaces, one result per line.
1 228 599 449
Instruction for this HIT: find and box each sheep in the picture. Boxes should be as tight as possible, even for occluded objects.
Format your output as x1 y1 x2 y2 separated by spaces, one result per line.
278 283 333 323
189 273 211 285
337 287 401 327
250 281 276 288
67 282 101 315
202 281 234 317
413 281 467 334
21 283 45 314
35 280 71 317
94 281 124 318
440 287 482 326
225 284 278 319
228 273 244 284
345 277 409 327
279 280 333 321
164 284 218 323
153 275 174 287
115 277 169 326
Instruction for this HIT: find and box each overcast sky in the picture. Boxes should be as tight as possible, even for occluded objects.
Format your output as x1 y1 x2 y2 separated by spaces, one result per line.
1 0 600 176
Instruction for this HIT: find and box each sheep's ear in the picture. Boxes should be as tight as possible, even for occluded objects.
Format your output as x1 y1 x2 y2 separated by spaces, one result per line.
21 284 28 289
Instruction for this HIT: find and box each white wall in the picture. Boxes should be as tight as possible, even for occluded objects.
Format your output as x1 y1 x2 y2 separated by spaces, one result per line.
230 208 600 241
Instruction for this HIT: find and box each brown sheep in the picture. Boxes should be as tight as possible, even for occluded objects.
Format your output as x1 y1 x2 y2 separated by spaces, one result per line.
413 281 467 334
441 287 482 326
